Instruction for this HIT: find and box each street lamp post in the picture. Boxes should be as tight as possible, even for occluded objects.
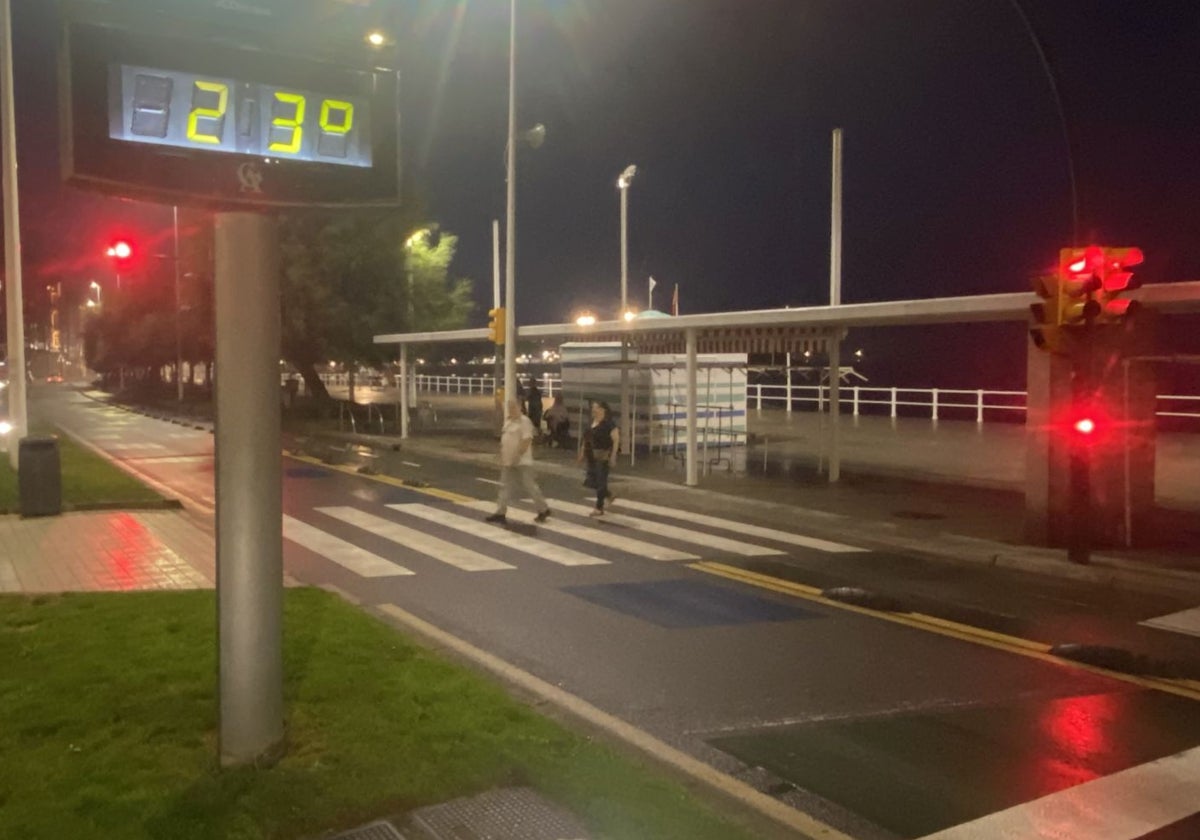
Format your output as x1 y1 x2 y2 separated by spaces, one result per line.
503 0 517 405
401 227 430 440
617 164 637 456
173 205 183 402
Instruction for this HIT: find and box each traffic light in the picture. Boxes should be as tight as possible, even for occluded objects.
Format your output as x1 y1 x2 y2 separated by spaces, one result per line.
1095 246 1143 324
487 307 506 345
1029 273 1069 355
106 239 134 268
1057 246 1103 326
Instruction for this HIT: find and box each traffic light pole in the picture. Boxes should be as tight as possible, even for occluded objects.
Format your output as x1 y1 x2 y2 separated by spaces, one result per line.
1067 332 1092 565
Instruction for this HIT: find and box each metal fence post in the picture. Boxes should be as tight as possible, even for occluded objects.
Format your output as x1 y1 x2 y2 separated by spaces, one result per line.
891 387 897 418
932 388 939 421
853 386 860 416
976 389 984 424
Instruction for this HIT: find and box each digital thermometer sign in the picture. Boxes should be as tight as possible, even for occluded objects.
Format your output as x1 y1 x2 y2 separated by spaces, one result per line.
110 64 372 168
62 18 400 207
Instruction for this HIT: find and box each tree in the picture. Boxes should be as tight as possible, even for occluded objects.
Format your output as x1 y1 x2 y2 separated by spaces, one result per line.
280 212 473 401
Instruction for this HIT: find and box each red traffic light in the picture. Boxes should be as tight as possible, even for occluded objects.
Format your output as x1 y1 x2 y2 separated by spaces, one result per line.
106 240 133 260
1073 417 1096 435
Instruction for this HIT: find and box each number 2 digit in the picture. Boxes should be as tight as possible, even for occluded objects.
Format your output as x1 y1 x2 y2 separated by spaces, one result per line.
187 81 228 145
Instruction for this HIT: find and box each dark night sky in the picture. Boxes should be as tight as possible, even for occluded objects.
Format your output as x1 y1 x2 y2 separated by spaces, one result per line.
7 0 1200 388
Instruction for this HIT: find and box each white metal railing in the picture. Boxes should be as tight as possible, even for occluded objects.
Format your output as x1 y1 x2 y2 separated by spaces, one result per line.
299 372 1200 424
407 373 560 398
746 383 1200 423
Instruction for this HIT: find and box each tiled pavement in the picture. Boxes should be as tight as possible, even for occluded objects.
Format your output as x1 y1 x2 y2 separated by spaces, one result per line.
0 510 214 593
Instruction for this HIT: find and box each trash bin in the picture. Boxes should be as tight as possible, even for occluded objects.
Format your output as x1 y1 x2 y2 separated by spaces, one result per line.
19 436 62 517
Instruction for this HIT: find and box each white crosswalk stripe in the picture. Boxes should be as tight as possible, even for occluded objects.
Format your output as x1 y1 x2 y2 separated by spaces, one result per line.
607 498 866 553
459 500 699 562
283 515 412 577
547 499 784 557
315 506 514 572
1140 606 1200 638
390 504 609 567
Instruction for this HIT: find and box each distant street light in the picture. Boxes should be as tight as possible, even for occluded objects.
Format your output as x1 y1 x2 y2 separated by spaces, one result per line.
365 30 388 47
576 314 596 327
623 310 636 322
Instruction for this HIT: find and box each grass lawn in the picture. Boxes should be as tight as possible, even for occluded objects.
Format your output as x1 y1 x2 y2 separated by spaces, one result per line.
0 428 166 512
0 588 759 840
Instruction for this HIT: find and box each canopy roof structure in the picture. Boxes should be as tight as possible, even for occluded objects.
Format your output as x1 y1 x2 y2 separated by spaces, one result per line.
374 283 1200 487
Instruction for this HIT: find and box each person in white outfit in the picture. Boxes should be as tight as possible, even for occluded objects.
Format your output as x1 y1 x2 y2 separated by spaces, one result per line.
486 399 551 525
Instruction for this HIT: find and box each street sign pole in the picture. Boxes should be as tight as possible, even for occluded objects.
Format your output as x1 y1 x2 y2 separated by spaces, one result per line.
2 0 28 468
215 212 284 766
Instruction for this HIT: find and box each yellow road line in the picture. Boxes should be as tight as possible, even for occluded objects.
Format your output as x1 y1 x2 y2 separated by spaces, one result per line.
284 453 474 503
691 561 1200 704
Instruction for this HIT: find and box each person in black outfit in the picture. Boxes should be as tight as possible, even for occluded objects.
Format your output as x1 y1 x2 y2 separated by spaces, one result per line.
579 401 619 515
543 400 570 448
526 381 543 436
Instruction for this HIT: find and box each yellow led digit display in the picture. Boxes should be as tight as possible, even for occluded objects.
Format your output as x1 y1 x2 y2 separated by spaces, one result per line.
113 62 373 168
187 80 228 145
319 99 354 136
270 91 306 154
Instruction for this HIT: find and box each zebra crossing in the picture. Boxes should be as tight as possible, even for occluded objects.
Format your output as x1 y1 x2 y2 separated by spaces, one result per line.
282 496 868 578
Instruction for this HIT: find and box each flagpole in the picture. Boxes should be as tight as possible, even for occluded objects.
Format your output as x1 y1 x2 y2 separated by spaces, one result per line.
648 276 655 310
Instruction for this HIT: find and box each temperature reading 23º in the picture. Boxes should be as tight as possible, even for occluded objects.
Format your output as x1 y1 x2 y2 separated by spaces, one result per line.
109 63 372 168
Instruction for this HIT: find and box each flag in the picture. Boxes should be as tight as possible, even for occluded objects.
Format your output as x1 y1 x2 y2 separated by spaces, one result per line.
671 283 679 316
648 276 656 292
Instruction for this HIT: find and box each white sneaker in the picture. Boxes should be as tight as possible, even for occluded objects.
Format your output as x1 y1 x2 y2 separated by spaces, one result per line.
589 508 604 517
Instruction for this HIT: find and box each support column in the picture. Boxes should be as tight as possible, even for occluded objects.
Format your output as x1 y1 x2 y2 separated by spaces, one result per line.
399 343 409 440
828 338 841 483
215 212 284 767
1025 333 1157 549
685 328 698 487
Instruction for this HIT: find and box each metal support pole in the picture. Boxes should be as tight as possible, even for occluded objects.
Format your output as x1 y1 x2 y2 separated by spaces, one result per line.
400 343 409 440
827 127 843 483
174 205 184 403
619 182 630 459
685 328 698 487
492 219 502 399
2 0 28 468
215 212 284 767
502 0 517 403
785 351 792 413
1067 339 1092 565
1122 359 1132 548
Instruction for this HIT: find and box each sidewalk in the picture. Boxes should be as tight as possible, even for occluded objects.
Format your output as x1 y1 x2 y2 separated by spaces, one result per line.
0 508 214 594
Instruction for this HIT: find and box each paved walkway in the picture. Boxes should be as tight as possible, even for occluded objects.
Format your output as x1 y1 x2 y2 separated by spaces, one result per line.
0 509 213 593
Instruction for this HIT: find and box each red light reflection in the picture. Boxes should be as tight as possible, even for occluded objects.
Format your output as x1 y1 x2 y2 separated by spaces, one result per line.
1034 693 1118 791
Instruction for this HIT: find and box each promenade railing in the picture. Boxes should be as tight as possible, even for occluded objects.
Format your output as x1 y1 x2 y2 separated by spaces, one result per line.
308 372 1200 425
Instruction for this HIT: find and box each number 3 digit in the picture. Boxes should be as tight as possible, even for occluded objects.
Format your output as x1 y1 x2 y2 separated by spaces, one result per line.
270 92 306 154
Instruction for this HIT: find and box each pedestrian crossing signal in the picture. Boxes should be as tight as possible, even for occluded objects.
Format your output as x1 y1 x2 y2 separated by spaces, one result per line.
1095 246 1143 325
1029 273 1071 355
1058 246 1104 326
488 307 506 344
